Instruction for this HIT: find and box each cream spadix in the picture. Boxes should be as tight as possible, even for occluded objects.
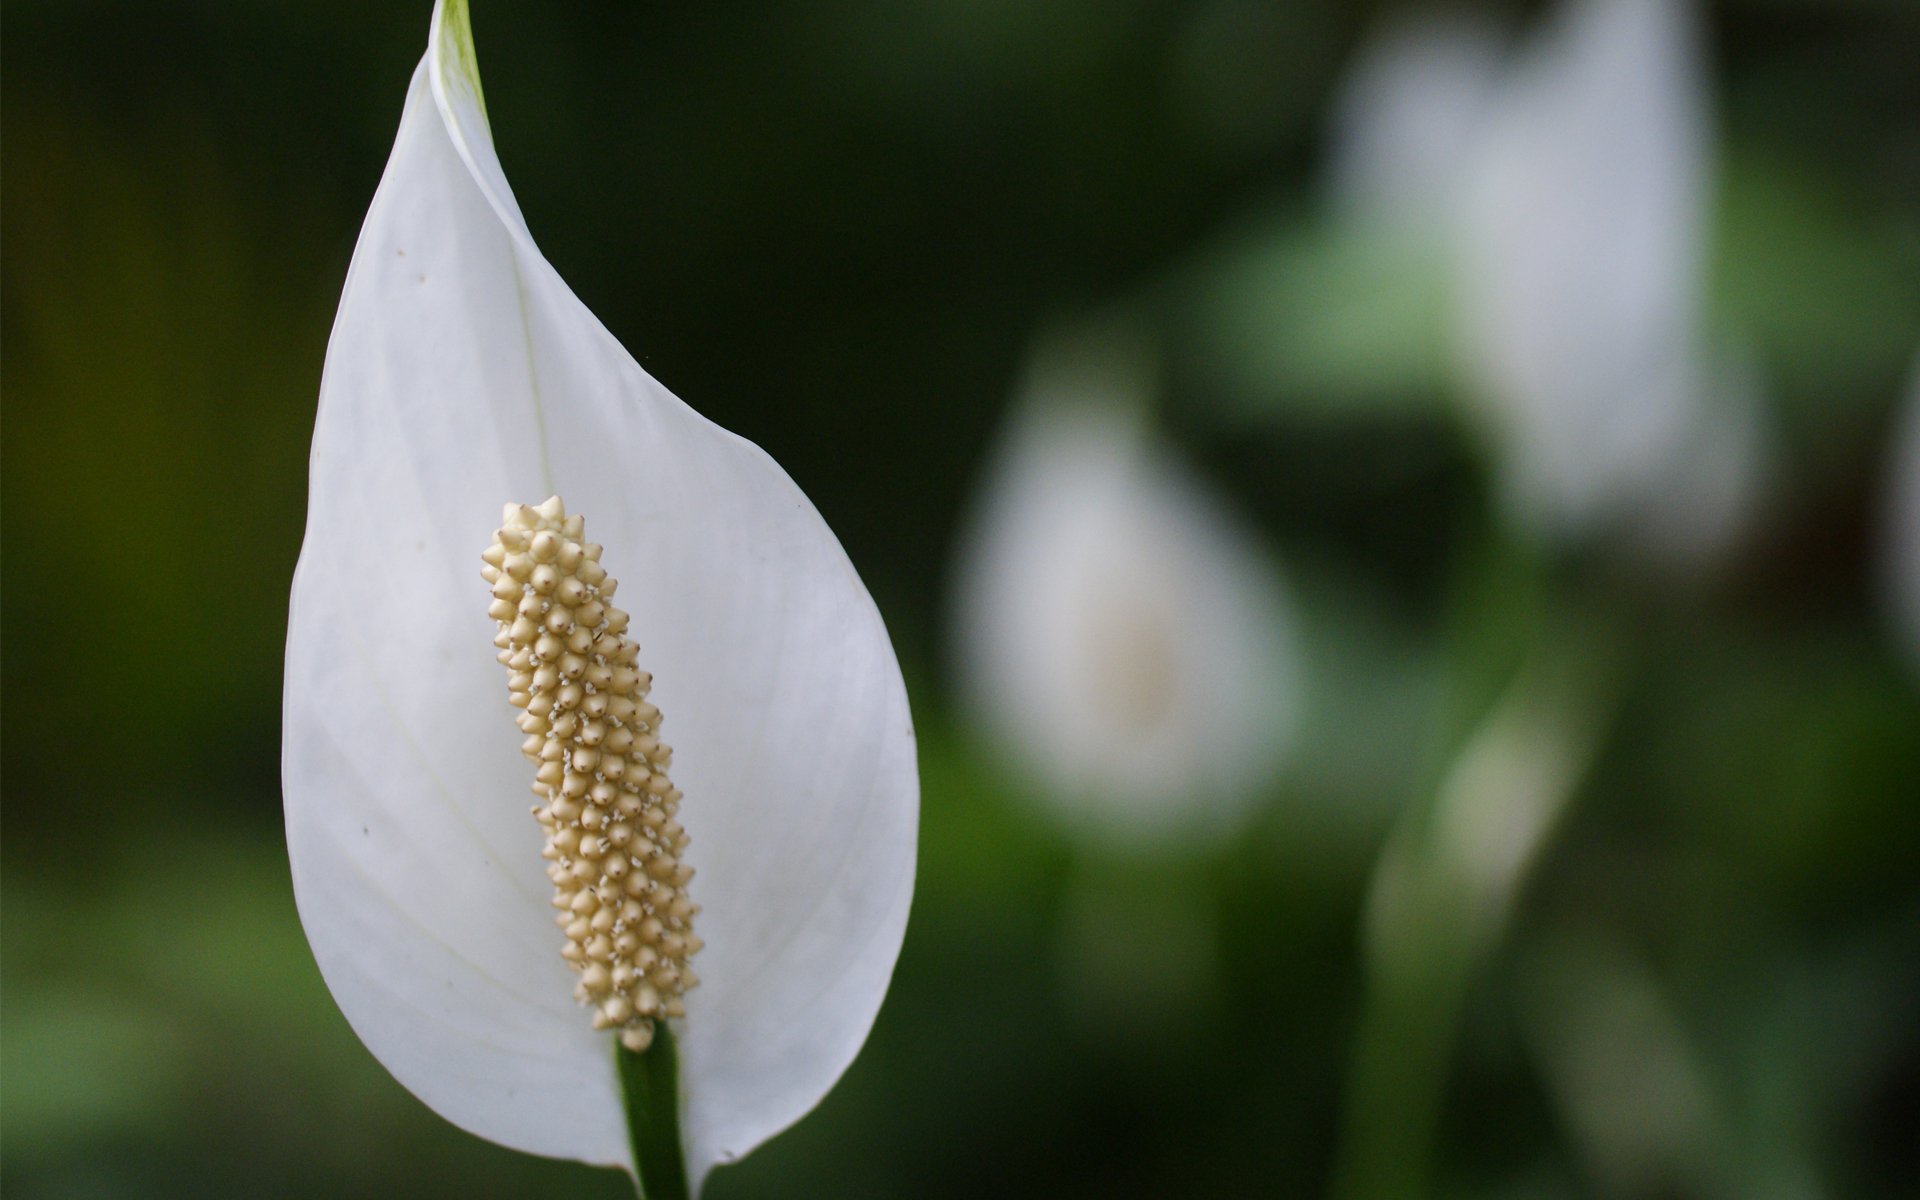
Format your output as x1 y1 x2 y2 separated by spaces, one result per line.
282 0 917 1189
484 496 701 1055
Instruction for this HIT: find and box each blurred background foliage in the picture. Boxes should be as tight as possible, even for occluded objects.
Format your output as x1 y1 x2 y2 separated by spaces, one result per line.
3 0 1917 1197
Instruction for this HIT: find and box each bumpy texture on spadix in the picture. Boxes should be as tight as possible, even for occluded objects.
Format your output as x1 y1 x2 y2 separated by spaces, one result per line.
485 497 701 1053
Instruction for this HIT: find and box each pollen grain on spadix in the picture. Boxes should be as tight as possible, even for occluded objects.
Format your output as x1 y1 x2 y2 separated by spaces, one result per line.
482 495 703 1054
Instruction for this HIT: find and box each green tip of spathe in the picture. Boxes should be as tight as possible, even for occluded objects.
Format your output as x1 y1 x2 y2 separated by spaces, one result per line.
435 0 488 116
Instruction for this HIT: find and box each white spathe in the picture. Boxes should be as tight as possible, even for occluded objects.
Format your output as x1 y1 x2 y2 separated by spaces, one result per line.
952 329 1298 845
1324 9 1505 230
1450 0 1765 562
1325 0 1766 567
281 1 917 1190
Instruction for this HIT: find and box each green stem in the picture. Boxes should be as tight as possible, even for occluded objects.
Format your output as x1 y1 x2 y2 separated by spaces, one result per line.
1332 614 1621 1200
616 1020 692 1200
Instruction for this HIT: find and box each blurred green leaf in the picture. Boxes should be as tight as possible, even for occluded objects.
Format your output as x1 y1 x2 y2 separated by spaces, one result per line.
1167 209 1454 420
1710 152 1920 434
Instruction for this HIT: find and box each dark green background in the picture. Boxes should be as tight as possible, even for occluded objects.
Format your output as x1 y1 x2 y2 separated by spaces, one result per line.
4 1 1917 1196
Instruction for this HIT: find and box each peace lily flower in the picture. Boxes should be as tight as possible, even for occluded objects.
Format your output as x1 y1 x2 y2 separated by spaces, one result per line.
950 326 1298 846
1450 0 1767 565
282 2 916 1192
1325 0 1767 569
1324 9 1504 232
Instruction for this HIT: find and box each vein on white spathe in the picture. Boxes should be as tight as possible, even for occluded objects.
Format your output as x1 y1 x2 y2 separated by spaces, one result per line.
952 328 1299 846
282 2 917 1190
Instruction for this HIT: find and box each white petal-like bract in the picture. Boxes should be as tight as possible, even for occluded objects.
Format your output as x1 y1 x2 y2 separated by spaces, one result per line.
1325 10 1504 229
951 329 1297 845
1451 0 1764 563
283 1 917 1187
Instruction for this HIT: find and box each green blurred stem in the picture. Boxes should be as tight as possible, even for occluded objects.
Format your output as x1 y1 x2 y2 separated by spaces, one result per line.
1332 626 1617 1200
616 1019 691 1200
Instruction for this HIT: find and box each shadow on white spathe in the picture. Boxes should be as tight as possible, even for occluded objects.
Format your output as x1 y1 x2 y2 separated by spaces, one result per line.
950 326 1300 848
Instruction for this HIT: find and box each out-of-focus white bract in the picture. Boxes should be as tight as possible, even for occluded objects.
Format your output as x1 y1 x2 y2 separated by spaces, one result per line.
1325 10 1504 230
951 328 1298 846
1326 0 1767 570
1451 0 1765 564
281 2 917 1190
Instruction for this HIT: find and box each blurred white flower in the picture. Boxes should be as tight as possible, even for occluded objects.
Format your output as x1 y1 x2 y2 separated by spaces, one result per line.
1885 357 1920 668
951 328 1298 845
282 1 917 1189
1451 0 1766 564
1325 9 1504 230
1326 0 1767 568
